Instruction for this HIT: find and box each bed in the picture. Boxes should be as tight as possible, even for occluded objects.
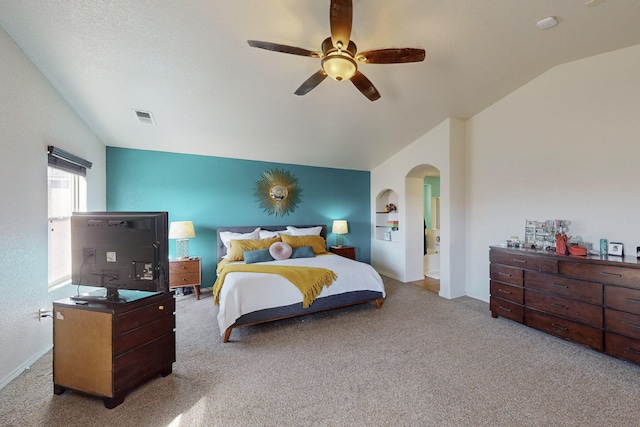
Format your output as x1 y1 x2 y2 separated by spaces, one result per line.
214 225 386 342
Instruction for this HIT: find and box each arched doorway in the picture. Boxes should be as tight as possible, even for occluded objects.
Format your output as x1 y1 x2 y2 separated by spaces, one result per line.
406 164 440 293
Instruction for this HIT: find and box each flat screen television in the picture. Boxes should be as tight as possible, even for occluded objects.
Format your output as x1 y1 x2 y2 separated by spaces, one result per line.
70 211 169 303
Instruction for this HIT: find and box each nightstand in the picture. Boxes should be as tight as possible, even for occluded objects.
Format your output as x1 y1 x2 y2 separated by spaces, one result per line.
329 246 356 260
169 257 201 299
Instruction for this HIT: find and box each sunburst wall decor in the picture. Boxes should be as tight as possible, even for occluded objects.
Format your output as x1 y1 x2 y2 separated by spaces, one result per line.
254 168 302 217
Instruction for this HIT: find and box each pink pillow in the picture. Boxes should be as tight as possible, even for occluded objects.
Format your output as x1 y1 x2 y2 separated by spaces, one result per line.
269 242 292 260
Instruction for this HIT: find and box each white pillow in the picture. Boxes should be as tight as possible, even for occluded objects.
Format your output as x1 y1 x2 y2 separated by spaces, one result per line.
220 227 260 256
259 230 281 239
286 226 323 236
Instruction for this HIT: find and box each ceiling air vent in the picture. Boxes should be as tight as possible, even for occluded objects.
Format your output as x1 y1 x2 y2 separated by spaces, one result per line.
134 110 155 125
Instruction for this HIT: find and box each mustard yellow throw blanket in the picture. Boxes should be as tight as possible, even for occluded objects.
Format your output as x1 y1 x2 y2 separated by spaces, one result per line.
213 264 337 308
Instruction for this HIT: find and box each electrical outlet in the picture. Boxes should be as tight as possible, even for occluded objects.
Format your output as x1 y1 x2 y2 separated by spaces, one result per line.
38 308 52 321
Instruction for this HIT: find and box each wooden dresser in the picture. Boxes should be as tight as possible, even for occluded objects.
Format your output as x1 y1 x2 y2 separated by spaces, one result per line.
53 291 175 408
490 246 640 366
169 257 201 299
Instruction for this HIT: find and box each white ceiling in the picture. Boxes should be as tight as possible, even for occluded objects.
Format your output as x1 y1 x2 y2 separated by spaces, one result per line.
2 1 640 171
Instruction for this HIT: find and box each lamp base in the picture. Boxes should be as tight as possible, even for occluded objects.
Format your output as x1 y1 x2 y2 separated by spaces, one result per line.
176 239 190 259
336 235 344 248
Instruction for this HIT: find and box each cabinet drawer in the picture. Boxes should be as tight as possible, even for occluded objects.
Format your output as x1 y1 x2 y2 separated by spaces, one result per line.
605 333 640 365
490 280 523 304
525 289 602 328
113 295 175 336
560 261 640 288
169 272 200 287
524 271 602 305
604 286 640 315
525 308 603 351
169 260 200 274
114 314 176 355
490 250 558 273
490 264 523 286
490 297 523 323
605 308 640 340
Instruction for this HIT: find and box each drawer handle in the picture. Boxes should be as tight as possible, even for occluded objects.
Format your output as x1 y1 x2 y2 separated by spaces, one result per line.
512 259 527 264
551 323 568 331
600 271 622 277
498 272 512 277
626 347 640 356
552 283 568 289
627 298 640 305
498 289 512 295
551 303 567 310
499 305 512 313
627 323 640 330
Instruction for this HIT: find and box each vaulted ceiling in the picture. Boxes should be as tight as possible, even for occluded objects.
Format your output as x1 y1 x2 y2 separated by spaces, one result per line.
2 1 640 170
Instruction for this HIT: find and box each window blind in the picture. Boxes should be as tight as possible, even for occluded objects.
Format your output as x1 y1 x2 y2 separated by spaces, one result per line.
47 146 92 176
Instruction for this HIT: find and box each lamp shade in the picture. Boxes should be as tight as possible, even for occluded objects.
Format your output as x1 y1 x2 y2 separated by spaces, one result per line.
332 220 348 235
169 221 196 239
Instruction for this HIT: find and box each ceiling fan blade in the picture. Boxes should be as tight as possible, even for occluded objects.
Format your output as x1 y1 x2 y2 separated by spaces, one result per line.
357 48 426 64
330 0 352 48
295 70 328 96
247 40 320 58
351 71 381 101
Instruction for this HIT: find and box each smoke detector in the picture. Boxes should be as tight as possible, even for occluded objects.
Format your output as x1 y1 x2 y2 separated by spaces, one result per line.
134 110 155 125
536 16 558 30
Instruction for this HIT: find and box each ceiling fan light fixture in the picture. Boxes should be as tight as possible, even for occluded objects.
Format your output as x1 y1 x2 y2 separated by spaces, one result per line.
322 53 357 81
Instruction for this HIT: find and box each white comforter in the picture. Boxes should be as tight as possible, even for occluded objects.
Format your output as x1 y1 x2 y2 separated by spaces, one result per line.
216 254 385 336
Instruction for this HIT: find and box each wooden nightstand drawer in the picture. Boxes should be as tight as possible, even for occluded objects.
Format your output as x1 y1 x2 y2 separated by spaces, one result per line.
169 260 200 274
329 246 355 260
169 272 200 287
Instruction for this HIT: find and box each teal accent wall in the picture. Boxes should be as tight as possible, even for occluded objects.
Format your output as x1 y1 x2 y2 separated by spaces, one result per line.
423 177 441 229
106 147 371 288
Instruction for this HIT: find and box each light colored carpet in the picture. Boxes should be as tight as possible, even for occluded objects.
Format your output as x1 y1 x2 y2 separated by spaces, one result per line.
1 276 640 426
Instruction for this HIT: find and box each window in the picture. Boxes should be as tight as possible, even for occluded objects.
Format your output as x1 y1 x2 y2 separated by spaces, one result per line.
47 147 91 289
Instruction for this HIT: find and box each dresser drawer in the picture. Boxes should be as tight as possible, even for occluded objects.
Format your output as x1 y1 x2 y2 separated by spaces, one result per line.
604 286 640 315
525 289 602 328
490 264 524 286
490 280 523 304
605 308 640 340
490 297 523 323
560 261 640 288
490 250 558 273
169 260 200 274
169 272 200 287
605 332 640 365
525 308 603 351
113 294 175 336
525 270 602 305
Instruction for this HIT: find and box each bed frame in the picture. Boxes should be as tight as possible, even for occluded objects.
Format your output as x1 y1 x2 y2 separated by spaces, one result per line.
216 225 384 342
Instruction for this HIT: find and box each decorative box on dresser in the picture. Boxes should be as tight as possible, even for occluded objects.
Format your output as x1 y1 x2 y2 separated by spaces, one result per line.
490 246 640 366
53 291 175 408
169 257 202 299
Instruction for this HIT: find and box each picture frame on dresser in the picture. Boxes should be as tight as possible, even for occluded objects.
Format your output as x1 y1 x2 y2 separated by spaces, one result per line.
608 242 624 257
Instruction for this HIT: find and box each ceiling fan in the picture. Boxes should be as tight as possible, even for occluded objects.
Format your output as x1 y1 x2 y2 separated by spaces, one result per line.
248 0 426 101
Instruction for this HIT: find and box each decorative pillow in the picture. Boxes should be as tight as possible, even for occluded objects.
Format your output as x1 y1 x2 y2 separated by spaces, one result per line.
285 226 323 236
280 234 327 254
259 229 281 239
227 237 281 262
290 246 316 259
220 228 261 256
269 242 293 260
244 249 275 264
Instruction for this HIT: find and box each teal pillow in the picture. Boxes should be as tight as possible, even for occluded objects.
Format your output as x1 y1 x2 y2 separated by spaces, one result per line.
290 246 316 259
244 249 274 264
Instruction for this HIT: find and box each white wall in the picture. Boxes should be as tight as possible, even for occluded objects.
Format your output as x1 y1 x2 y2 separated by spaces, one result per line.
0 27 106 389
371 118 466 299
465 43 640 302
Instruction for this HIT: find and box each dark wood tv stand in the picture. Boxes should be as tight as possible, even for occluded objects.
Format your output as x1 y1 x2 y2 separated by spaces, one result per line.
53 291 175 408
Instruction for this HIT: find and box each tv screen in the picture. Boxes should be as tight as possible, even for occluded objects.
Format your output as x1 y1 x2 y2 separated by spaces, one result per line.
71 212 169 302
